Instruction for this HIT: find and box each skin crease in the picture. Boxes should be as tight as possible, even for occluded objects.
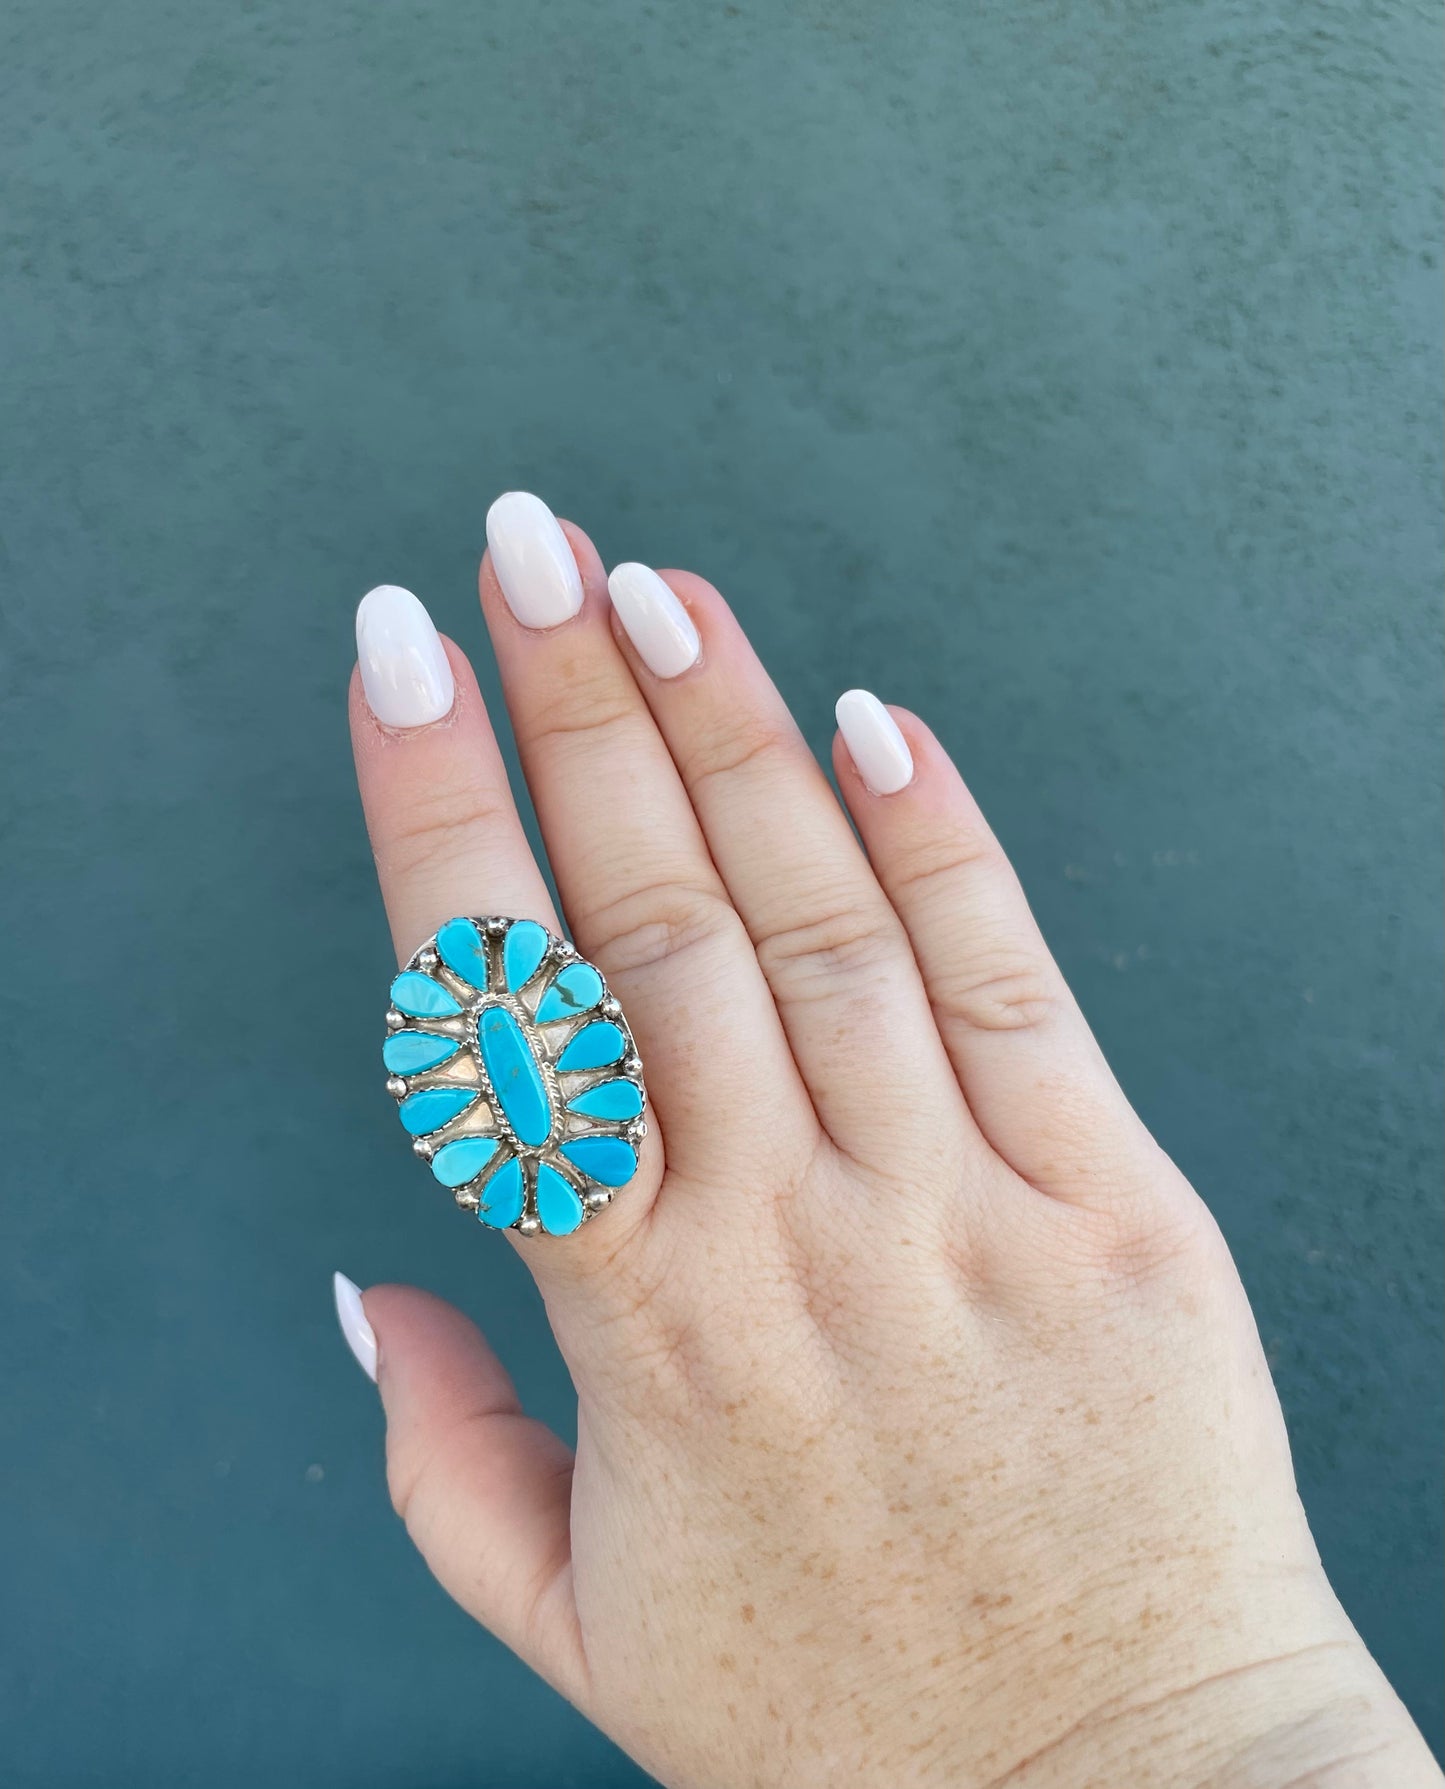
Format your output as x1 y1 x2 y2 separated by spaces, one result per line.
348 510 1440 1789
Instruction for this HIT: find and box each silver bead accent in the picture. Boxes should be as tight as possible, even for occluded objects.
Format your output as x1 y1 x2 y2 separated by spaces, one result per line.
517 1213 542 1236
417 948 439 969
583 1188 611 1211
412 1137 436 1161
553 939 576 959
385 1009 406 1031
485 917 507 936
385 1076 407 1100
455 1189 480 1212
601 996 621 1019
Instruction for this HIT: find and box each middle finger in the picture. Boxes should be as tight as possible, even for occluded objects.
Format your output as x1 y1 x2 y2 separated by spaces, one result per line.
480 492 809 1184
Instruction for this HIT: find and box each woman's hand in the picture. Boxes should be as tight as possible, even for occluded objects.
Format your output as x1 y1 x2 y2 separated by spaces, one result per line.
341 493 1437 1787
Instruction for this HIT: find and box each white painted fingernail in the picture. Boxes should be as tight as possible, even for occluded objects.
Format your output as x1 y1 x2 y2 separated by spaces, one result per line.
333 1271 378 1383
607 562 701 678
355 585 454 728
485 491 584 629
836 689 914 796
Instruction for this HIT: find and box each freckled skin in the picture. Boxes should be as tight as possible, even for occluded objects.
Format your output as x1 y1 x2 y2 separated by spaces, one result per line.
350 527 1439 1789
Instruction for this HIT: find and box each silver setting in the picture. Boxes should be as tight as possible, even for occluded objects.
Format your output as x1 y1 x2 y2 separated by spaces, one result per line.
383 916 647 1238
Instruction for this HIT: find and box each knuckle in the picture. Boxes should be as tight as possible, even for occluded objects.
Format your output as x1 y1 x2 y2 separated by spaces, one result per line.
1079 1190 1217 1292
935 952 1059 1033
683 716 798 796
888 832 1000 899
579 880 744 981
524 677 647 758
754 902 904 996
384 1408 473 1529
378 788 515 880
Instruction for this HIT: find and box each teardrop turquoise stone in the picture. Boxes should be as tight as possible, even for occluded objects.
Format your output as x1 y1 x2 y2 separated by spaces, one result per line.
477 1005 552 1147
535 1163 585 1235
560 1135 638 1187
436 917 490 988
430 1136 499 1188
555 1021 625 1072
478 1157 525 1228
565 1078 643 1120
389 972 463 1019
535 963 603 1024
383 1031 460 1074
398 1087 478 1135
503 920 549 992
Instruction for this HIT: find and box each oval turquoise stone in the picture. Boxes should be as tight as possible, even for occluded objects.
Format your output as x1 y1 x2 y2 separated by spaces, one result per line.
430 1136 499 1188
436 917 490 988
389 972 463 1019
503 920 549 992
535 1163 585 1235
477 1005 552 1147
398 1086 478 1135
555 1021 625 1072
383 1031 460 1074
478 1157 525 1229
535 962 603 1024
565 1078 643 1120
560 1135 638 1187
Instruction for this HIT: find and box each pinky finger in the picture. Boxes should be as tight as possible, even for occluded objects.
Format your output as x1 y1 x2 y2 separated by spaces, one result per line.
833 693 1173 1209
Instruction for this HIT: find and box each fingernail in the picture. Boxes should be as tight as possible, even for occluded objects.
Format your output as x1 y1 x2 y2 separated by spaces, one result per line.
355 585 454 728
835 689 914 795
333 1271 378 1383
607 563 701 678
485 491 584 629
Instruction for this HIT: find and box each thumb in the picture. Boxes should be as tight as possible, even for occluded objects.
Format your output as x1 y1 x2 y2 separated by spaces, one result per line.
332 1274 586 1701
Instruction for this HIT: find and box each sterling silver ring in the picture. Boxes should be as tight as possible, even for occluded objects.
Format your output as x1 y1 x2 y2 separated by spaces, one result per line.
382 916 646 1237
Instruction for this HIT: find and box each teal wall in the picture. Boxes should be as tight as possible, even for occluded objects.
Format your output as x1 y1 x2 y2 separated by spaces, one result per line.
4 2 1440 1781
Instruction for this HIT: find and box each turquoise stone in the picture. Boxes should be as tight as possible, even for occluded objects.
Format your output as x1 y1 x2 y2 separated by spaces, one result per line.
503 920 549 992
436 917 490 988
478 1157 525 1229
383 1031 460 1074
560 1135 638 1187
477 1005 552 1146
398 1086 478 1135
389 972 462 1019
535 1163 585 1235
430 1136 499 1188
555 1021 625 1072
565 1078 643 1120
535 962 603 1024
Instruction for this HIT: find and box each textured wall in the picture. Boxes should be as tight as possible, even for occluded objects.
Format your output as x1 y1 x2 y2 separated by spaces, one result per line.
2 1 1439 1781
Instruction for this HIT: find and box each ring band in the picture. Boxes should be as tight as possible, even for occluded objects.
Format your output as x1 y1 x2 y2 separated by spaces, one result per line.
382 916 646 1237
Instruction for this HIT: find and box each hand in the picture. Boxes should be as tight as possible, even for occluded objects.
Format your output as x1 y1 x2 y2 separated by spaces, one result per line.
340 493 1437 1787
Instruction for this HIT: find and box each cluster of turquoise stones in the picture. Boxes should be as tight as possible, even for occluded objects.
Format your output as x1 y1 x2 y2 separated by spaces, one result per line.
383 917 644 1237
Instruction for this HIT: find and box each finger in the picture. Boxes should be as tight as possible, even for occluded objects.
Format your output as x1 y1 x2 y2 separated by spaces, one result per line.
606 564 970 1173
352 585 557 961
479 496 810 1183
350 584 661 1264
352 1280 587 1703
833 695 1174 1207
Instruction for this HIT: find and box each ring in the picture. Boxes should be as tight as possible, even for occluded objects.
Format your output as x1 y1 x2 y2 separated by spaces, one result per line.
382 916 646 1237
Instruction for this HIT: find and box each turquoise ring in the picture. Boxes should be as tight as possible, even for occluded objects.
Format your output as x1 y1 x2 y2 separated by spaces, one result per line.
383 917 646 1237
